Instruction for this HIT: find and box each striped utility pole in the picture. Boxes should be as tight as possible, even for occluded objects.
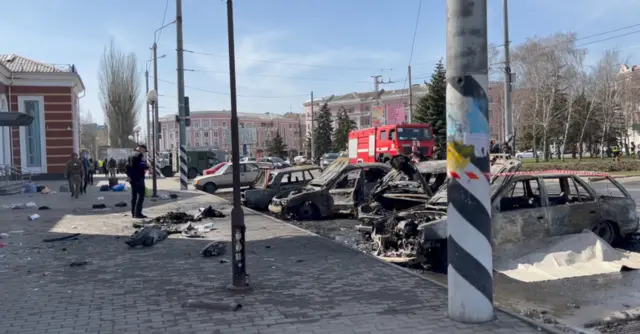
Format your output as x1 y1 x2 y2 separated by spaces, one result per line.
446 0 493 323
175 0 188 190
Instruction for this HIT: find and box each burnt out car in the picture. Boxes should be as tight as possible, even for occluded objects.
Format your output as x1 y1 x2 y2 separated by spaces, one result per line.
241 166 321 210
357 159 447 223
268 158 392 220
360 159 639 269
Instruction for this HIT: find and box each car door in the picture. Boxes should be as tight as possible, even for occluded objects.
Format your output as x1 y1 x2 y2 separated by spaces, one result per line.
329 169 361 214
543 176 597 237
241 163 259 185
492 176 551 246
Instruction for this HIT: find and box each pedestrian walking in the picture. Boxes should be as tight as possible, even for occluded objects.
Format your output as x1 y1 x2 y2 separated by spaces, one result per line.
88 158 96 185
80 154 90 194
103 158 109 177
64 153 84 199
126 145 149 219
108 157 117 179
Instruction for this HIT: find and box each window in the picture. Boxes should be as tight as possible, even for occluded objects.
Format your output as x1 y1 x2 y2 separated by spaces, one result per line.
193 120 200 128
542 177 568 206
388 129 396 140
213 141 219 149
333 170 360 189
169 133 174 140
202 120 210 128
213 121 219 127
222 121 227 127
195 141 200 147
498 178 542 212
204 132 209 138
214 132 218 137
379 130 386 141
567 177 594 202
303 170 315 181
588 177 629 198
24 100 42 166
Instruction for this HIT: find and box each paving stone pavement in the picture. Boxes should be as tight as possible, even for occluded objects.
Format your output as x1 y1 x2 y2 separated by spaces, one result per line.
0 179 543 334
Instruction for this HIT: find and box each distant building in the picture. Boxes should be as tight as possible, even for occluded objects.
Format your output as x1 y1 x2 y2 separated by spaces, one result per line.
302 85 428 136
617 64 640 146
158 110 304 157
488 81 505 142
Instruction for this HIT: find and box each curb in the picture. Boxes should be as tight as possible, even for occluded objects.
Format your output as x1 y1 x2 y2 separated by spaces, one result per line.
206 192 573 334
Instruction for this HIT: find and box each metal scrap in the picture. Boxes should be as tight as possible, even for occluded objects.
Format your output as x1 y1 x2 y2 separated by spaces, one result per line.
202 241 227 257
125 226 167 247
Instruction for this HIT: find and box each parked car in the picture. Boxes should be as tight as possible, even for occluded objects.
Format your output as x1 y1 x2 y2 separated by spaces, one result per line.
241 166 322 210
240 157 256 163
359 159 640 269
194 162 259 193
515 150 542 159
319 153 339 169
203 162 227 176
293 155 308 165
257 157 292 169
268 157 392 220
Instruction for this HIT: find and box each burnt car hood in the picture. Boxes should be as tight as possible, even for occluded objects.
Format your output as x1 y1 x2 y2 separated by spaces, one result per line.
370 155 436 199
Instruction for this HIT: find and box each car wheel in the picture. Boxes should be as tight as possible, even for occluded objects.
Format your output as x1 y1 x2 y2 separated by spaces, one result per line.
592 221 618 245
161 166 174 178
188 167 198 179
203 182 217 194
296 202 319 220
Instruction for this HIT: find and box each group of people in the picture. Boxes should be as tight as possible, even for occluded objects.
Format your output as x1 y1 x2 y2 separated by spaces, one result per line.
63 146 151 219
98 157 118 178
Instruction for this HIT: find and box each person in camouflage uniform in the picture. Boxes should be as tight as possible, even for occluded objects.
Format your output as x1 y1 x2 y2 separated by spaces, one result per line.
64 153 85 199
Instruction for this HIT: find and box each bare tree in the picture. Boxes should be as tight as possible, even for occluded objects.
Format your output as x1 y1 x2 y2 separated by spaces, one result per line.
559 46 587 161
80 111 98 159
99 39 140 148
592 49 622 158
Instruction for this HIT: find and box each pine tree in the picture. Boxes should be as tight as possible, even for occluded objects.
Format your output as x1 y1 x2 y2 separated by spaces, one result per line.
266 130 287 158
313 103 333 158
414 59 447 147
332 107 357 152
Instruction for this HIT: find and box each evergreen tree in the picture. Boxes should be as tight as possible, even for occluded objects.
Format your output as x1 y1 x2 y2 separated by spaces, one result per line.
332 107 357 152
414 59 447 147
313 103 333 158
266 131 287 158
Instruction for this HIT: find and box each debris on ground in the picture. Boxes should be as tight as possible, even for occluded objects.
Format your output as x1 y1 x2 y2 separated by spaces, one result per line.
42 233 81 243
181 299 242 311
11 202 37 210
114 202 127 208
59 184 70 193
197 206 226 218
92 204 107 210
29 214 40 221
181 223 204 238
97 196 104 201
38 206 50 210
219 259 229 263
125 226 168 247
169 194 178 199
40 187 51 194
69 261 88 267
23 182 37 193
202 241 227 257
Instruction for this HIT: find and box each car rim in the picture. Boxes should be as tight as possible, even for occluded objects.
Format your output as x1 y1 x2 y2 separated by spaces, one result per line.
299 204 313 219
593 222 614 244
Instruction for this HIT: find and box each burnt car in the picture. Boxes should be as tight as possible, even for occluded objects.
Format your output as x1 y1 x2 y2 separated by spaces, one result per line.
241 166 322 210
357 159 447 223
359 159 639 269
268 158 392 220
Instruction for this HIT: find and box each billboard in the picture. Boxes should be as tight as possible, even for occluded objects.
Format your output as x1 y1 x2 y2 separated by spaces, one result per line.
371 105 385 127
385 104 406 125
224 128 258 145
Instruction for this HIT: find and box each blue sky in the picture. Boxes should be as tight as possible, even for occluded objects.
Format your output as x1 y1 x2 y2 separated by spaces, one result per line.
3 0 640 133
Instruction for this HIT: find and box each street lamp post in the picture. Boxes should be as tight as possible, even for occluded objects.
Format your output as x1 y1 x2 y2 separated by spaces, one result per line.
226 0 249 291
147 90 159 197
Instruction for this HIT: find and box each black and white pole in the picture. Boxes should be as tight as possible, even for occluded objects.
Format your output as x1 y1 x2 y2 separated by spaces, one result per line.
446 0 493 323
175 0 188 191
154 152 164 178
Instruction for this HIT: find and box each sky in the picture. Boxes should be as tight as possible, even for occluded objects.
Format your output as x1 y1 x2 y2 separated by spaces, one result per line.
3 0 640 135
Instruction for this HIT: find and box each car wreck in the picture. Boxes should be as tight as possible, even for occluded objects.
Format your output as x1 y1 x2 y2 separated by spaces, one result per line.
241 165 321 210
357 159 639 270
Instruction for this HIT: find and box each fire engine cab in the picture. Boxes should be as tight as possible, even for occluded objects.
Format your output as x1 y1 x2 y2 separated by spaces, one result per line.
347 124 435 164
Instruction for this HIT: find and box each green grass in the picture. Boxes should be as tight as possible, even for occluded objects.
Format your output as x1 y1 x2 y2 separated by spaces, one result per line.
521 156 635 164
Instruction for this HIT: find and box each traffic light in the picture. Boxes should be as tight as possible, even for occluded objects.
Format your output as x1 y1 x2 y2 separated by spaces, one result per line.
184 96 191 127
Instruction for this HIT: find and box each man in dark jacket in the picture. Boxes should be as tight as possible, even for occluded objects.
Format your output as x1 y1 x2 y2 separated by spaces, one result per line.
126 145 149 219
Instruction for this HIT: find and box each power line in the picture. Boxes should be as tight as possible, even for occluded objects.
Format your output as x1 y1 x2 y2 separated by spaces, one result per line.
154 77 308 99
402 0 423 91
184 68 370 83
183 49 390 71
155 0 171 44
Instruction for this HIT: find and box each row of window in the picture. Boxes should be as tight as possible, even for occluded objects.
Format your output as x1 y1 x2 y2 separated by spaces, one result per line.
164 120 300 129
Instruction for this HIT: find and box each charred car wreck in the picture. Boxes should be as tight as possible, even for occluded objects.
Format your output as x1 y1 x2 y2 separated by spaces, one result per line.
357 159 640 270
241 166 321 210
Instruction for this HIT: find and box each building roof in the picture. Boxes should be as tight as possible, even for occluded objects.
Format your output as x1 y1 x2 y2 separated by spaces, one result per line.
0 54 75 73
304 84 428 105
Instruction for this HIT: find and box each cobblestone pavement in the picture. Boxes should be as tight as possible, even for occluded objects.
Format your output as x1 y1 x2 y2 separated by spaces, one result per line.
0 179 542 334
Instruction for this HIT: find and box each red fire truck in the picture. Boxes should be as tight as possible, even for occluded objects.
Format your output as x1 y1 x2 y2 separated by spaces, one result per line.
347 124 435 163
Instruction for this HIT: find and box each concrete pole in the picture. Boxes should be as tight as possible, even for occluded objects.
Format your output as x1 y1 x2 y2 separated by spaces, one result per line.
145 70 151 147
176 0 188 190
310 91 314 161
408 65 413 123
152 43 159 197
445 0 493 323
226 0 249 290
503 0 514 150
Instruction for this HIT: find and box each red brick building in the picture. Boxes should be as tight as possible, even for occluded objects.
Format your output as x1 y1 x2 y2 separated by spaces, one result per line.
488 81 504 142
0 54 85 177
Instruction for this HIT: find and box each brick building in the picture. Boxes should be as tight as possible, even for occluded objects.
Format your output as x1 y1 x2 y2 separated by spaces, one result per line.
487 81 505 142
0 54 85 177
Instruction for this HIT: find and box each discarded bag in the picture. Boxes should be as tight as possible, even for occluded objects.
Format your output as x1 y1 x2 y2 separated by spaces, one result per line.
197 206 226 219
114 202 127 208
111 184 125 192
125 226 167 247
202 241 227 257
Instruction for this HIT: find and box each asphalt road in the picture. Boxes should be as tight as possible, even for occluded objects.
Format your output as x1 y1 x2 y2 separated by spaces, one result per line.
211 177 640 332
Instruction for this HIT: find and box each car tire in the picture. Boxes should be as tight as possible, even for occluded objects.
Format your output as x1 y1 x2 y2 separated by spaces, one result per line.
203 182 217 194
592 221 619 245
161 166 174 178
295 202 319 220
188 167 198 179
